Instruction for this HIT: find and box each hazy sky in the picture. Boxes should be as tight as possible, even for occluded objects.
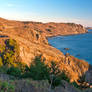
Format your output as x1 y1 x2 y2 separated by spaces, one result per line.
0 0 92 26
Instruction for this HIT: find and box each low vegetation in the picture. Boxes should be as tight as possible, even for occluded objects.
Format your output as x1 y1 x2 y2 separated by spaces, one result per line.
46 29 52 32
0 39 21 67
0 80 15 92
0 39 70 89
0 39 90 92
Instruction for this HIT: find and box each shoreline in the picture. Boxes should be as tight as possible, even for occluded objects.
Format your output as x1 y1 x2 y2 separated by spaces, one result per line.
46 31 88 39
47 29 92 44
47 30 92 65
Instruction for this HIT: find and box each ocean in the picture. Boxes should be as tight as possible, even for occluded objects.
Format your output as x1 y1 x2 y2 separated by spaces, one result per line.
48 29 92 64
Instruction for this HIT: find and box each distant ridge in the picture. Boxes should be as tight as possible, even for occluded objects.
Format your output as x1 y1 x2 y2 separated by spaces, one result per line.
86 27 92 30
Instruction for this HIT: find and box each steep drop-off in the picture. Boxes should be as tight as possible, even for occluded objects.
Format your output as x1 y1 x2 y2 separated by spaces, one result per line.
0 18 89 82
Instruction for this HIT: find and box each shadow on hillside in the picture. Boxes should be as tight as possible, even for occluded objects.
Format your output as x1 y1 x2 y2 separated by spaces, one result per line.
0 35 8 38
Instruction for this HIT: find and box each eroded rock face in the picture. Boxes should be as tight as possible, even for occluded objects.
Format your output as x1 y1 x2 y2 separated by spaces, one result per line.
0 18 89 81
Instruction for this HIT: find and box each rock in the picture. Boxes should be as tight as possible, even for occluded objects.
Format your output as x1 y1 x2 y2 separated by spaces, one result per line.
64 48 70 50
90 85 92 88
65 53 70 57
76 54 80 56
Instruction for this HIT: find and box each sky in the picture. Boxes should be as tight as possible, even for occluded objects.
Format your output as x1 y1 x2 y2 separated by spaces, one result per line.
0 0 92 27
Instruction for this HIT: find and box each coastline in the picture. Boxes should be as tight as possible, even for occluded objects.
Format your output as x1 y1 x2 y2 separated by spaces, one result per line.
0 18 90 82
46 31 88 39
48 29 92 65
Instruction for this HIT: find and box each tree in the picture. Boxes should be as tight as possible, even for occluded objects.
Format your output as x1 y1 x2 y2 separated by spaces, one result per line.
49 61 70 89
7 67 21 77
48 61 61 89
22 56 70 89
22 56 50 80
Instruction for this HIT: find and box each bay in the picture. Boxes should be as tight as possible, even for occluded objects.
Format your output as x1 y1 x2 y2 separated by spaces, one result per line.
48 29 92 64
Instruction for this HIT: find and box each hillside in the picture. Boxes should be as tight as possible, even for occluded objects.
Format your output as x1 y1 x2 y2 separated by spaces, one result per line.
86 27 92 30
0 17 90 82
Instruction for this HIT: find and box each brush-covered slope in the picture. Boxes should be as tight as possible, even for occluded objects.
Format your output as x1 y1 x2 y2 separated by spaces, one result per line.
0 18 89 82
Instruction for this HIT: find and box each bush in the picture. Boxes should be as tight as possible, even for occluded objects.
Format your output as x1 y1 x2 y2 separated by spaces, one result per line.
7 67 21 78
46 29 51 32
60 71 70 82
22 56 50 80
72 81 79 88
0 66 8 73
22 58 70 89
15 62 26 73
48 61 70 89
0 81 15 92
0 39 21 67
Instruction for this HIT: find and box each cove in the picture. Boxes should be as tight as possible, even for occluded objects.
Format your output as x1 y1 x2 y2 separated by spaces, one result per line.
48 29 92 64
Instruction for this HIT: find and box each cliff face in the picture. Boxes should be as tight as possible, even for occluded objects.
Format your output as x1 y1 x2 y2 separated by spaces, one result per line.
0 18 89 81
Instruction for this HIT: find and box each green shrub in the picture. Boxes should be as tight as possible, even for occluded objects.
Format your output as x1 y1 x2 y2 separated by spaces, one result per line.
0 39 21 67
46 29 51 32
72 81 79 88
0 81 15 92
48 61 70 89
7 67 21 78
22 56 50 80
22 57 70 89
60 71 70 82
0 66 8 73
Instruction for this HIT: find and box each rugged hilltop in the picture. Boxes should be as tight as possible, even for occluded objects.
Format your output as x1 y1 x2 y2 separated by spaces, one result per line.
0 17 90 82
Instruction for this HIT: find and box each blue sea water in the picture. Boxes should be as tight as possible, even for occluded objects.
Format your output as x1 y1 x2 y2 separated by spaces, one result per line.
48 29 92 64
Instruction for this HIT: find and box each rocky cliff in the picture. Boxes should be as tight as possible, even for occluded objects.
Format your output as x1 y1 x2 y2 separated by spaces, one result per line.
0 18 89 82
